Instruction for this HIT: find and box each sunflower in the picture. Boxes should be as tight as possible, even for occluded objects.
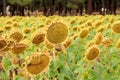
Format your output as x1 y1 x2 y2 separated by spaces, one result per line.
23 28 31 34
26 52 49 74
63 38 72 48
46 22 68 44
3 25 12 30
102 38 112 47
72 33 78 40
112 22 120 33
10 43 26 54
85 46 100 60
110 17 114 23
86 21 92 26
32 33 45 45
7 40 15 48
46 19 52 25
86 40 95 48
106 23 111 29
5 20 13 25
79 28 89 38
10 32 23 43
94 32 103 45
0 39 7 50
72 26 78 31
12 22 19 27
97 26 104 33
94 21 102 27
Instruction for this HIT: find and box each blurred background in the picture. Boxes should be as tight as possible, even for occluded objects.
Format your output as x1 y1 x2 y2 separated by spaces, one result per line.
0 0 120 16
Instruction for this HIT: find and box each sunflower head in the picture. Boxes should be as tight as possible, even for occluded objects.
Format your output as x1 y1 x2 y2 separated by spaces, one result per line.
4 25 12 30
70 19 76 24
10 43 26 54
97 26 104 33
26 52 49 74
37 24 46 29
102 38 112 47
0 39 7 50
79 28 89 38
106 23 111 29
72 26 78 31
5 20 13 25
112 22 120 33
7 40 15 48
94 32 103 45
12 22 19 27
72 33 78 40
94 21 102 27
23 28 31 34
46 19 52 25
85 46 100 60
46 22 68 44
86 21 92 26
110 17 114 23
10 31 23 43
32 33 45 45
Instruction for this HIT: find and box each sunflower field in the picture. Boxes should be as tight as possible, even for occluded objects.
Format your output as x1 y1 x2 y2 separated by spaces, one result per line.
0 15 120 80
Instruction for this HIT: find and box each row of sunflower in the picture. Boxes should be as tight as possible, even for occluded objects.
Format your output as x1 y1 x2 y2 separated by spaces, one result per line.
0 15 120 80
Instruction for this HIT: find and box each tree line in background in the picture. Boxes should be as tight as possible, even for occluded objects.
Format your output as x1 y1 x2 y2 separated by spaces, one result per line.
0 0 119 16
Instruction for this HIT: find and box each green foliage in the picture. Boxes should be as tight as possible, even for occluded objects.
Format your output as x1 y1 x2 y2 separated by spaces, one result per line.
66 0 85 9
2 57 12 70
8 0 32 6
8 0 16 5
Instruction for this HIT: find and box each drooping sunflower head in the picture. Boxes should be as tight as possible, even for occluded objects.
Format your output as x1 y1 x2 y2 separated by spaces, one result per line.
10 43 27 54
94 32 103 45
85 46 100 60
32 33 45 45
94 21 102 27
110 17 114 23
26 52 49 74
46 22 68 44
10 31 23 43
